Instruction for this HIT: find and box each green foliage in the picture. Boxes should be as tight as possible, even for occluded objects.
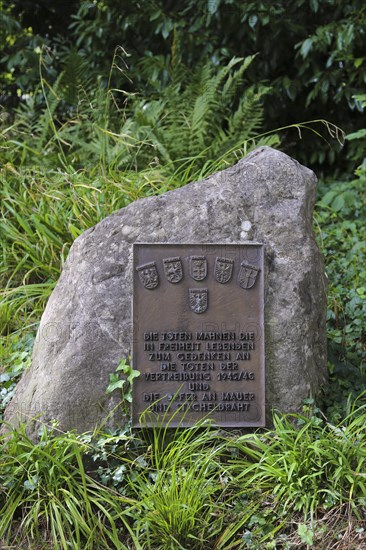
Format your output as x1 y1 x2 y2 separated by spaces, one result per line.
0 0 45 101
2 406 366 548
117 54 278 173
315 165 366 421
0 0 79 104
0 424 136 549
126 424 230 549
1 51 276 172
0 162 176 320
0 350 29 412
0 52 281 326
106 358 140 407
297 522 314 546
3 0 366 172
0 330 34 419
1 48 99 169
92 0 359 169
230 406 366 535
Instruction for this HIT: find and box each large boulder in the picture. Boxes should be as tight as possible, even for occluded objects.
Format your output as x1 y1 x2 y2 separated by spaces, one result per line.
3 147 328 437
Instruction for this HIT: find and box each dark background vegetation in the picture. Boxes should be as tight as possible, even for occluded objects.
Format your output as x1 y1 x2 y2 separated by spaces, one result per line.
2 0 366 172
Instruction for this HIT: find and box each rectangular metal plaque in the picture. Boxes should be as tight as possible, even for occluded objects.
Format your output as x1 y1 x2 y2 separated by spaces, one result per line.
132 243 265 427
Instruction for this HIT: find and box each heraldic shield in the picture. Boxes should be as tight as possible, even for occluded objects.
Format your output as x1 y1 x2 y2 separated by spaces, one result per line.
163 256 183 283
136 262 159 289
190 256 207 281
189 288 208 314
215 257 234 284
238 262 260 289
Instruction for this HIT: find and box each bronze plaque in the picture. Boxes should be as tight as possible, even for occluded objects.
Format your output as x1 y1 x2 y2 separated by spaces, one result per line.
132 243 265 427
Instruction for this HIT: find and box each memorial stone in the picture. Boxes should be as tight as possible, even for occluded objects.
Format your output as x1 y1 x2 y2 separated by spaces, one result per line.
3 147 328 437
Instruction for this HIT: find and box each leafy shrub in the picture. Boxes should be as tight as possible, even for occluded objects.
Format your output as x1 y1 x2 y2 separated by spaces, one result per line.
315 164 366 420
115 54 278 172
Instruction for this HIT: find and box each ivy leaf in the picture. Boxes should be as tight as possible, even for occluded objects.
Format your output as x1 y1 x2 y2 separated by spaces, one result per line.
127 368 140 385
106 372 126 394
116 359 129 372
106 379 126 394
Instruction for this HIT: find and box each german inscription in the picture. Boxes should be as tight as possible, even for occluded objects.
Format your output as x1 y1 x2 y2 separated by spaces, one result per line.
132 243 265 427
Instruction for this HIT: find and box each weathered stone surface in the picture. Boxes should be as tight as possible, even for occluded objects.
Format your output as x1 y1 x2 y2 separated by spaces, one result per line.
3 147 328 436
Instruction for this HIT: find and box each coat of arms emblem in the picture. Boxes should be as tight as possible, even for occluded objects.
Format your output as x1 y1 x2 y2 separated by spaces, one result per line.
163 256 183 283
189 288 208 314
190 256 207 281
238 262 260 289
136 262 159 289
215 257 234 284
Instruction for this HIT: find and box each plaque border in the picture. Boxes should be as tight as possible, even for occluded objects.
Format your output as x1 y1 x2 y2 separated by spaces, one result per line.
132 242 265 428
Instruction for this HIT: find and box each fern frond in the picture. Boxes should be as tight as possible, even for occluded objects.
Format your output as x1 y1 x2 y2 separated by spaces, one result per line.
59 49 93 104
227 85 271 139
222 55 256 100
116 54 272 171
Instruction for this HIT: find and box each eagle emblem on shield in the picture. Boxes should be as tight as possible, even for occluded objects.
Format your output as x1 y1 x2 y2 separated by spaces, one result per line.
215 257 234 284
189 288 208 314
163 256 183 283
238 262 260 289
190 256 207 281
136 261 159 289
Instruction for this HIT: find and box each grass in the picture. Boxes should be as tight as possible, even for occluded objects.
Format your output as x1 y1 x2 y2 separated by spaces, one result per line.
0 424 138 549
230 403 366 519
1 405 366 549
127 424 228 549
